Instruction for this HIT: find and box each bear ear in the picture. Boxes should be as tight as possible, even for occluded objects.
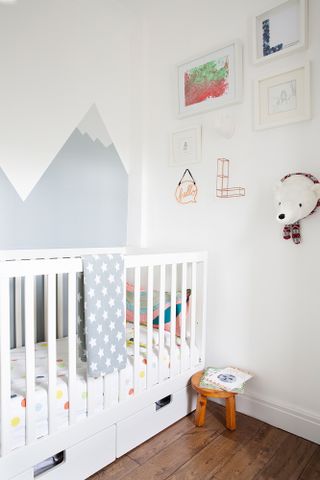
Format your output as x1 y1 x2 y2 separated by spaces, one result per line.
312 183 320 200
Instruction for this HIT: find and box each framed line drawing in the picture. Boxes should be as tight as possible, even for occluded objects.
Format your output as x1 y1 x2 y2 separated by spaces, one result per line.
177 40 243 117
170 126 202 166
254 63 311 130
253 0 308 64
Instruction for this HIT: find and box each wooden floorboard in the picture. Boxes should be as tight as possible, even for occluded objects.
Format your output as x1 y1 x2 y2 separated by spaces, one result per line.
89 402 319 480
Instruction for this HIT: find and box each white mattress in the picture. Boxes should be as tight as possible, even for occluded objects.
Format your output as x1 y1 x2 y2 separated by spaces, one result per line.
6 326 199 451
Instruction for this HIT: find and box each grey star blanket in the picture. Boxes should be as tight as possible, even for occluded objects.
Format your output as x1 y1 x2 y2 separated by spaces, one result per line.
77 254 127 377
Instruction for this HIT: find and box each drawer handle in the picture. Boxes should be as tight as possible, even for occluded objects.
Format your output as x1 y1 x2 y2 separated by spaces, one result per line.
155 395 172 411
34 451 64 477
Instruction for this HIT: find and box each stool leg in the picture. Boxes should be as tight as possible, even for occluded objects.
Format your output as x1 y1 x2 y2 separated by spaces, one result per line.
195 394 207 427
225 395 236 431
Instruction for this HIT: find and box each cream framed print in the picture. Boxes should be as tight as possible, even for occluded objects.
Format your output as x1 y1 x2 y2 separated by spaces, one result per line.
170 126 202 166
254 63 311 130
253 0 308 64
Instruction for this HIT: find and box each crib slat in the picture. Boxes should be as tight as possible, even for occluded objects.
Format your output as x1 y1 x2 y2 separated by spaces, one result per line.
25 275 36 444
104 371 119 409
133 267 141 395
44 276 48 341
159 264 165 381
47 273 57 434
68 272 77 425
180 263 187 372
201 256 208 364
0 278 10 456
170 264 177 378
190 262 197 368
147 266 153 390
15 277 23 348
57 274 64 339
34 277 37 343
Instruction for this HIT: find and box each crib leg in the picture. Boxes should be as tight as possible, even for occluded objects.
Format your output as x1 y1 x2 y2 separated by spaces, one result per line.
195 394 207 427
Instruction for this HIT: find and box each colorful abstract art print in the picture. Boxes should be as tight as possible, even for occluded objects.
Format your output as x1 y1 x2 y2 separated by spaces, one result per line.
177 41 242 117
184 56 229 107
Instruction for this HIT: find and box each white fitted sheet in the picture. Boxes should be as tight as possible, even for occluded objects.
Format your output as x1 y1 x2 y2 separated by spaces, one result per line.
6 327 199 451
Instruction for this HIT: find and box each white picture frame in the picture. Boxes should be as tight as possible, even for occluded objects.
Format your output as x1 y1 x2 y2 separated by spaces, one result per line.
254 62 311 130
177 40 243 117
253 0 308 64
170 126 202 166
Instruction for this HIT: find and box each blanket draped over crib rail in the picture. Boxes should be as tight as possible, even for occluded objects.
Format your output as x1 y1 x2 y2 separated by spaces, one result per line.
77 254 127 377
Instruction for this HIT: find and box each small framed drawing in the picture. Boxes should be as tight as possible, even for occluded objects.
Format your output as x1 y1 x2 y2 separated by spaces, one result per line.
177 40 242 117
170 126 202 166
254 63 311 130
253 0 308 64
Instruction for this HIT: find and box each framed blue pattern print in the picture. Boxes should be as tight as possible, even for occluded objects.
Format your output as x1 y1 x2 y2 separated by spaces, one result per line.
253 0 307 64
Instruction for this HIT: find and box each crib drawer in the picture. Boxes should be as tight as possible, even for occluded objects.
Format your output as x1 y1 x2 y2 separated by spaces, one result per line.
37 424 116 480
117 385 196 457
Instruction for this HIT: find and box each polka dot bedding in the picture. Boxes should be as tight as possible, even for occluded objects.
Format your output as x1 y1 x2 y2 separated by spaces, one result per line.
7 325 198 452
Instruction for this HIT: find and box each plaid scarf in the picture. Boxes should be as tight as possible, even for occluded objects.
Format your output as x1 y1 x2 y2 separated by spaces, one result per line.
281 173 320 244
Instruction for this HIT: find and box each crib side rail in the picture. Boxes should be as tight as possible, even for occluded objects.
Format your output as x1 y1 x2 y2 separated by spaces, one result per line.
0 257 83 457
125 251 207 397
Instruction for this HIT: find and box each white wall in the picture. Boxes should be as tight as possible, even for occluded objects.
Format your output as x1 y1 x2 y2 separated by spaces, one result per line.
139 0 320 441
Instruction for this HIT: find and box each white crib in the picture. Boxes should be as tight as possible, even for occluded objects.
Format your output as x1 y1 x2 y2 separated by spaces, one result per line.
0 248 207 480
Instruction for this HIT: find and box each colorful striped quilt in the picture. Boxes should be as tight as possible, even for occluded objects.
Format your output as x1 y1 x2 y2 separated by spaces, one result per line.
126 283 191 337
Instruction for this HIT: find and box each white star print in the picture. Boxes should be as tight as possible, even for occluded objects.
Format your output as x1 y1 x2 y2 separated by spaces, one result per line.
110 344 116 353
89 313 96 323
102 287 108 296
109 321 115 331
77 315 82 325
104 334 109 344
98 348 104 359
105 358 111 367
101 263 107 272
116 331 123 341
89 337 96 348
117 332 122 342
97 324 102 334
96 299 102 310
116 285 121 295
93 254 99 260
108 274 115 284
107 254 114 260
103 311 108 320
88 288 95 298
90 362 97 372
87 263 93 273
117 354 123 363
115 263 120 271
108 298 115 308
77 292 82 302
94 274 101 285
116 308 122 318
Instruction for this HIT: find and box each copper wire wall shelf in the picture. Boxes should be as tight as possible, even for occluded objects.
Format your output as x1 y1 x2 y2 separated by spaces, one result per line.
216 158 245 198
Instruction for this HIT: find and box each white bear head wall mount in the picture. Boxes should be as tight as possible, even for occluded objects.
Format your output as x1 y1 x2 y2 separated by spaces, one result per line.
275 173 320 244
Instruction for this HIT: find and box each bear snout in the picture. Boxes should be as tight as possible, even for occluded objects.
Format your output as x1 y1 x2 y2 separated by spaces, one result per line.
278 213 285 220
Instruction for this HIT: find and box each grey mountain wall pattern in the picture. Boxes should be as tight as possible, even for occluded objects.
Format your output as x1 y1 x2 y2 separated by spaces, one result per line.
0 128 128 249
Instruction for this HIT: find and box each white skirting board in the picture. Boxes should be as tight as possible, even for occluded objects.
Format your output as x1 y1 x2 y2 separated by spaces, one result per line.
210 394 320 444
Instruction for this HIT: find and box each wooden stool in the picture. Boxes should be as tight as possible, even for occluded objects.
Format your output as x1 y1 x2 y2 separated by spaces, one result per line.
191 371 237 430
